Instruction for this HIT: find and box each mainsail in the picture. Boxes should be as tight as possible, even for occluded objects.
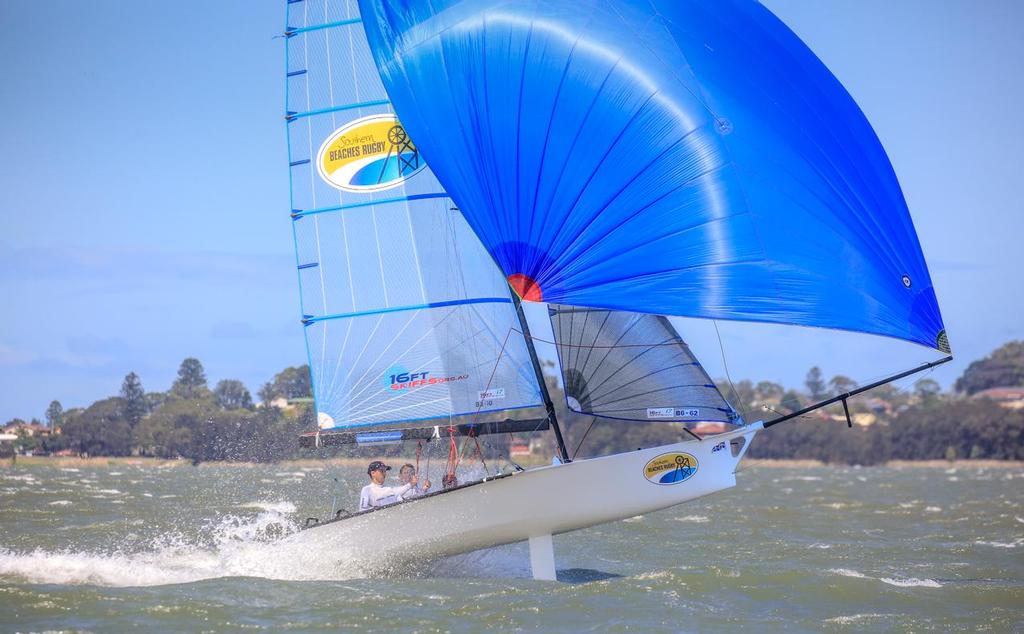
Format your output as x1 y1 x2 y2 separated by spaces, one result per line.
359 0 949 354
284 0 542 430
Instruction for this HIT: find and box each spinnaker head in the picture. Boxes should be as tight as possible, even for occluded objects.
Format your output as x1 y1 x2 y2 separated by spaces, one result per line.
360 0 949 353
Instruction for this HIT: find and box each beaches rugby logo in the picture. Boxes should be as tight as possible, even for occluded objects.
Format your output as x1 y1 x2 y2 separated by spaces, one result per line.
316 114 425 192
643 452 699 485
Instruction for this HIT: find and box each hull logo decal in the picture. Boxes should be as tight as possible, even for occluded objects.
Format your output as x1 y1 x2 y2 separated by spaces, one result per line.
643 452 698 485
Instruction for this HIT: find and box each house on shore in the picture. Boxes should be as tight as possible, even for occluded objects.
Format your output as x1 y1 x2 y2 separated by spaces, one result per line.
971 387 1024 409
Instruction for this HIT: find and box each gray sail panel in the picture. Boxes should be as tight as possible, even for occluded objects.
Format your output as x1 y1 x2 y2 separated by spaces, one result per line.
549 306 741 424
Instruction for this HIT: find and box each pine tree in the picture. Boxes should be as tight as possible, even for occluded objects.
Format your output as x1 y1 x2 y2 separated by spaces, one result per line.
45 400 64 429
172 358 208 398
120 372 148 426
805 366 828 401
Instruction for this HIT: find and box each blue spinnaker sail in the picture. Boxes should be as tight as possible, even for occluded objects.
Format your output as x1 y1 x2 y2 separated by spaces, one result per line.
359 0 949 353
284 0 542 430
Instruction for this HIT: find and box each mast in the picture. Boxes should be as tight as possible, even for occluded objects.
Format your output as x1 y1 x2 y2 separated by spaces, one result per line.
510 289 571 463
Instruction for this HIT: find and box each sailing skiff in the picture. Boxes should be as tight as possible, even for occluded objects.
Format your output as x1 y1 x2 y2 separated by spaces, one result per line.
278 0 951 579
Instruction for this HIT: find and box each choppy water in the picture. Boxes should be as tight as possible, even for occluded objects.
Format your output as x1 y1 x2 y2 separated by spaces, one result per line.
1 461 1022 632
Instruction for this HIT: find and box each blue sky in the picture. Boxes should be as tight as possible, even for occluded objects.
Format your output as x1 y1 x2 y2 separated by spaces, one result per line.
1 1 1022 421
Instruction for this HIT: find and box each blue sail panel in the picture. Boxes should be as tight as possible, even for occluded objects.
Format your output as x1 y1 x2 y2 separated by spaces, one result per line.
358 0 949 352
285 0 542 430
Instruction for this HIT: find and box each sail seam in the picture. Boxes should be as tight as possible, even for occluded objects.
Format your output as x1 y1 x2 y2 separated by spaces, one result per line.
302 297 512 325
321 403 542 431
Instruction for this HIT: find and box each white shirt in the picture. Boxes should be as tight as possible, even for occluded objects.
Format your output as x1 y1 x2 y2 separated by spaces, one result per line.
399 482 426 501
359 482 413 511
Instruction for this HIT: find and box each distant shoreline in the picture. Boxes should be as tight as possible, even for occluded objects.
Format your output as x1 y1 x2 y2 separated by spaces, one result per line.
3 455 1021 469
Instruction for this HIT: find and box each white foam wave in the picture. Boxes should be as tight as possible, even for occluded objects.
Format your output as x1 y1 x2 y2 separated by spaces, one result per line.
879 576 942 588
975 538 1024 549
238 501 297 515
4 473 35 481
925 506 942 513
824 613 889 624
829 568 942 588
0 508 362 587
829 568 868 579
48 500 72 506
673 515 710 523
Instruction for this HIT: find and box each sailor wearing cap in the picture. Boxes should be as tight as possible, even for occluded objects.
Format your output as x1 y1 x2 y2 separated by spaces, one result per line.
358 460 417 511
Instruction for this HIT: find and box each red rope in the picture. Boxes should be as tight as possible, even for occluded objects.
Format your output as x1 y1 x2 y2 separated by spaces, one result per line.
473 435 488 474
445 424 458 480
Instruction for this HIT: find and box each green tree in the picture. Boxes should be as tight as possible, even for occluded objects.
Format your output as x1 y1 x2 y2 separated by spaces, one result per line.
720 379 755 414
171 358 209 399
214 379 254 410
120 372 148 426
145 391 169 411
955 341 1024 395
913 378 942 407
14 428 39 454
45 400 64 429
133 398 213 458
779 389 805 414
829 375 858 395
805 366 828 401
754 381 784 403
258 365 312 403
132 413 193 458
61 398 132 456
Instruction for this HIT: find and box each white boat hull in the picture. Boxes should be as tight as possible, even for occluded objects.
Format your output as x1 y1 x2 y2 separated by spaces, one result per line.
276 424 760 578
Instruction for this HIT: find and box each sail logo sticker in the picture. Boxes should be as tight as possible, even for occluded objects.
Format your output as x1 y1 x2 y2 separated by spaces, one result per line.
384 366 468 391
646 407 701 419
643 452 699 485
477 388 506 401
316 114 426 192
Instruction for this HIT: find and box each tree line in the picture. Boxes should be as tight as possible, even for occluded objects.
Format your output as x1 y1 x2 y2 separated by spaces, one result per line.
5 340 1023 464
4 359 314 462
556 341 1024 463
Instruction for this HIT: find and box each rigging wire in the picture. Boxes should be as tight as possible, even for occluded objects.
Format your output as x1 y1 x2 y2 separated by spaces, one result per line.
571 416 598 460
713 320 743 418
